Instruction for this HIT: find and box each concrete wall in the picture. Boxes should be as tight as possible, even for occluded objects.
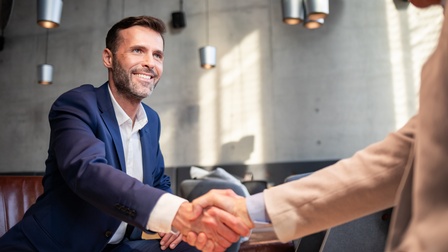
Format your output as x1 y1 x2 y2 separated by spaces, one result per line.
0 0 443 173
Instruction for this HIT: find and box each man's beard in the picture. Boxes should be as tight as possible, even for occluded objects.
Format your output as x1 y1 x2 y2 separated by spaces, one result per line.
111 58 158 101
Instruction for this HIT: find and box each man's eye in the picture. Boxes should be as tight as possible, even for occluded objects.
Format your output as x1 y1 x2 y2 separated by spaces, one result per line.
154 53 163 60
133 49 143 53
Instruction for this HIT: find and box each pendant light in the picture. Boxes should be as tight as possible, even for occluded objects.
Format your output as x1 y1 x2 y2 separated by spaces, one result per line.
199 0 216 69
38 29 52 85
304 18 324 29
37 0 63 29
282 0 305 25
304 0 329 21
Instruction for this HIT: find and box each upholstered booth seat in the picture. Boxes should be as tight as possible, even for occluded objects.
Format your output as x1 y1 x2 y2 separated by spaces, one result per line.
0 176 44 237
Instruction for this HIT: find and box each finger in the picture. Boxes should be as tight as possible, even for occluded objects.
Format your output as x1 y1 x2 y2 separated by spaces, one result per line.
165 233 178 248
202 209 239 248
209 207 251 237
206 207 249 238
160 233 174 250
192 232 228 252
169 233 183 249
159 232 171 246
195 232 208 251
182 234 188 243
186 232 199 246
202 239 216 252
212 242 228 252
191 203 203 220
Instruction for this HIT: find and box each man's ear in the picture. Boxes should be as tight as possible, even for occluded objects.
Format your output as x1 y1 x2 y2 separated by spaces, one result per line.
103 48 113 68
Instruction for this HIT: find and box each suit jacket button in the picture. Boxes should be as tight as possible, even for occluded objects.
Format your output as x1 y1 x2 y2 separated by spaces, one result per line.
105 231 113 238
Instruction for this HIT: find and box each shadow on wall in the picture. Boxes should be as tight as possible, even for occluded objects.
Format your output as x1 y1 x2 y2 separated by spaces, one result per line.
219 135 254 164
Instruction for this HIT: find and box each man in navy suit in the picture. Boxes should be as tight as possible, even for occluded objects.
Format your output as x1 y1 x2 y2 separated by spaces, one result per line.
0 16 249 252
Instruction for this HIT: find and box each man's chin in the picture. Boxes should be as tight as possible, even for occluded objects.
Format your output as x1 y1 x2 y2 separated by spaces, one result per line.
139 88 155 99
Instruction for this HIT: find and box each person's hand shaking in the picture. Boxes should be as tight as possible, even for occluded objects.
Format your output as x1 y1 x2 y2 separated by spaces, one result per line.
172 199 251 252
184 189 255 252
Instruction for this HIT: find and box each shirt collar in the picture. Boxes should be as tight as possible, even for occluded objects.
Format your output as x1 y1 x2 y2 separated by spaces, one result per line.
108 85 148 130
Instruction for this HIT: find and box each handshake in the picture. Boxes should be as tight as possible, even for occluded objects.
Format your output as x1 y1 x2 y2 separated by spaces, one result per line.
172 189 255 252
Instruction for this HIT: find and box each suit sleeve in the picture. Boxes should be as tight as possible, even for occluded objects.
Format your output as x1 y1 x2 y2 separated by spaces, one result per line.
48 87 168 232
264 116 417 242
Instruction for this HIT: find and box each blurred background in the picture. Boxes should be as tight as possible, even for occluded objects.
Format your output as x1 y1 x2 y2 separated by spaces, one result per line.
0 0 443 185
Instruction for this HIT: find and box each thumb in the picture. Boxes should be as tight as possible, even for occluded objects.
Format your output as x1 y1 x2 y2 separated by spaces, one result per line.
193 190 240 213
191 202 203 220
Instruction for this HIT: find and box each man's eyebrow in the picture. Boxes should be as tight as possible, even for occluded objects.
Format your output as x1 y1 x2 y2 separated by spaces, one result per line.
130 45 145 50
154 49 164 56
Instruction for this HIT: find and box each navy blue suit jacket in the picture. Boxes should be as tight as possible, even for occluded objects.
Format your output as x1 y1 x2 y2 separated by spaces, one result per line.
12 83 172 251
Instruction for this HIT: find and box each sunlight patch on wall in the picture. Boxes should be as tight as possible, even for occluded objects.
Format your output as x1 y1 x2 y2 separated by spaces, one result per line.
386 1 443 130
198 70 219 165
219 30 262 164
407 5 443 107
385 0 410 130
198 30 263 165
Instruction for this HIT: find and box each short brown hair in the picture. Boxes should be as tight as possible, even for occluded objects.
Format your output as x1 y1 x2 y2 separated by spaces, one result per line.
106 16 166 53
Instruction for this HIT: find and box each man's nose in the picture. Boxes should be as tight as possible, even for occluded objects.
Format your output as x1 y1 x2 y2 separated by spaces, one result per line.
142 54 155 68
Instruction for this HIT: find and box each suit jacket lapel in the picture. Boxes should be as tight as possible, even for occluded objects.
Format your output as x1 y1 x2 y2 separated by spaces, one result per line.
96 82 126 173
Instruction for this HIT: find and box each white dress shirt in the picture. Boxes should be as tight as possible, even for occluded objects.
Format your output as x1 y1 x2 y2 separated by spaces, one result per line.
107 86 185 244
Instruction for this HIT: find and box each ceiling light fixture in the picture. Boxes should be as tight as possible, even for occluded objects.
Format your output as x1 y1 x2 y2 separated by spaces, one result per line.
38 29 52 85
282 0 304 25
37 0 63 29
199 0 216 69
282 0 329 30
304 18 324 29
304 0 329 21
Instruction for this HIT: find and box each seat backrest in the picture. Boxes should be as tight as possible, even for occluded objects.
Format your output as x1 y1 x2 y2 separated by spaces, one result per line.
0 176 43 236
320 208 392 252
179 178 246 200
286 172 392 252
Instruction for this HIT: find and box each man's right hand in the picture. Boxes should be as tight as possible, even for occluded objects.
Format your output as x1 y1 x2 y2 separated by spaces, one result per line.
184 189 255 251
171 200 251 251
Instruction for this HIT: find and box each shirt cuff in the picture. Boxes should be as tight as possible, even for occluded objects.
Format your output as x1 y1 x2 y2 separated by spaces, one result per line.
146 193 187 233
246 192 271 223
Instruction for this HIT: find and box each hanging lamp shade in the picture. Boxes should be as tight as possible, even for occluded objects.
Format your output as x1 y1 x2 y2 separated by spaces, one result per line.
199 46 216 69
37 0 63 28
304 0 329 21
282 0 304 25
304 18 324 29
38 64 53 85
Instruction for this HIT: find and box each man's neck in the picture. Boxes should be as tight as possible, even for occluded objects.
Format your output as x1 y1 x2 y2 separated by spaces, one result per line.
110 86 141 123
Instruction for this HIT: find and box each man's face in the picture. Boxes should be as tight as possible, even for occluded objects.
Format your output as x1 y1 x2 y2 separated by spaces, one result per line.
110 26 164 101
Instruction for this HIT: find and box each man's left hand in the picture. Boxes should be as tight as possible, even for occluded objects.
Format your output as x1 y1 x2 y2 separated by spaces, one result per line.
159 232 183 250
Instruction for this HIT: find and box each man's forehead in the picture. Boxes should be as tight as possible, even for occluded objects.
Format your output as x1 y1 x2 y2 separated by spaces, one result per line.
118 26 164 47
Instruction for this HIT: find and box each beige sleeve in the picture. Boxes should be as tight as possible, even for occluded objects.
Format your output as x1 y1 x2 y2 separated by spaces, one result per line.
264 116 417 242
